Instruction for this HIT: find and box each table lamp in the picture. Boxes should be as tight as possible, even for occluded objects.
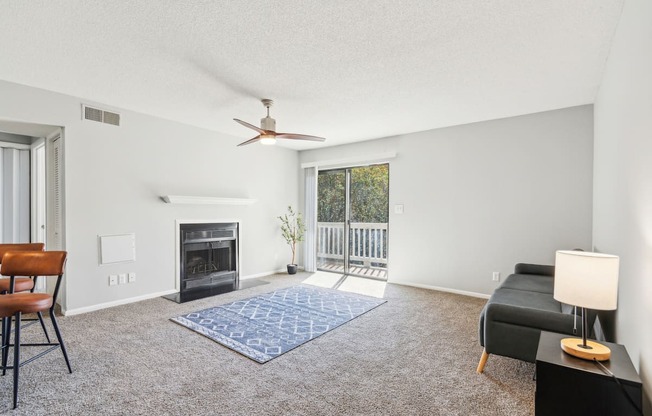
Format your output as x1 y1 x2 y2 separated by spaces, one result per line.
553 250 619 361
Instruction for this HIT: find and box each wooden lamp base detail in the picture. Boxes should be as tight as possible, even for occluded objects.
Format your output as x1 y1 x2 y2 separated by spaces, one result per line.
560 338 611 361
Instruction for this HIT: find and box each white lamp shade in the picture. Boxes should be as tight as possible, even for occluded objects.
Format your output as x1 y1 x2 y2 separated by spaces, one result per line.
553 250 619 310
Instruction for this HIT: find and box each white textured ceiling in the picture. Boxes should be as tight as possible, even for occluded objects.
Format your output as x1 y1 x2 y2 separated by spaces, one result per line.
0 1 623 149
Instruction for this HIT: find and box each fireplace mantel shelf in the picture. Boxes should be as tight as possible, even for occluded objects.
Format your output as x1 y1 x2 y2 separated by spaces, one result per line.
161 195 256 205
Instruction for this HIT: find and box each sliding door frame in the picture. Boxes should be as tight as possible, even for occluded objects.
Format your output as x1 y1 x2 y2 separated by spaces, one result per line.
317 163 389 281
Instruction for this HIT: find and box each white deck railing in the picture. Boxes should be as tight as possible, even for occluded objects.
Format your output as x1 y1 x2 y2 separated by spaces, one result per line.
317 222 388 267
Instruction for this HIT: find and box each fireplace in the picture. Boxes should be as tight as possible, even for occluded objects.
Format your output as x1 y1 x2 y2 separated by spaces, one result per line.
165 222 239 303
181 222 238 290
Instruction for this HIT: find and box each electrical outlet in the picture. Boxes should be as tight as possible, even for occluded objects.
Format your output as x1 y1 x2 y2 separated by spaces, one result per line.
128 272 136 283
492 272 500 282
109 275 118 286
118 273 127 285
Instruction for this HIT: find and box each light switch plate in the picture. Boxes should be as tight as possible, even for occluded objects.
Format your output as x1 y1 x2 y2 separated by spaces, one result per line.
394 204 404 214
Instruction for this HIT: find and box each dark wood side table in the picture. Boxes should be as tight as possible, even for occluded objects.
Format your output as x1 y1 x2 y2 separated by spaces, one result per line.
535 331 642 415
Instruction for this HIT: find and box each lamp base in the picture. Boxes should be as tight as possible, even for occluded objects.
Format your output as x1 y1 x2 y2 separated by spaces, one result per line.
560 338 611 361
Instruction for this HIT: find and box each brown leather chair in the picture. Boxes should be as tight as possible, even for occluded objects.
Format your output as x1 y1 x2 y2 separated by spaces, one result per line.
0 251 71 409
0 243 45 293
0 243 51 344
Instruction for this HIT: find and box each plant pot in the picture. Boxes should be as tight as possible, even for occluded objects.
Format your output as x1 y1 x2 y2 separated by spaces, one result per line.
287 264 298 275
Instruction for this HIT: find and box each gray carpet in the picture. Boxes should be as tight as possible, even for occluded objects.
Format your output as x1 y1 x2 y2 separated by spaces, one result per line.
0 273 535 415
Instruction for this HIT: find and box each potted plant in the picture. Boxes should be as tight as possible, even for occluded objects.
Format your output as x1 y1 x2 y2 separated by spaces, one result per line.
278 206 305 275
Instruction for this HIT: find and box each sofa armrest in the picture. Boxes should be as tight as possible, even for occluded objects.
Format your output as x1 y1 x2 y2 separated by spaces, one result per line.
514 263 555 277
485 302 575 335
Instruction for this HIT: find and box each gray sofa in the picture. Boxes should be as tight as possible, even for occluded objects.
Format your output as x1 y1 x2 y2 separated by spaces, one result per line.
476 263 597 373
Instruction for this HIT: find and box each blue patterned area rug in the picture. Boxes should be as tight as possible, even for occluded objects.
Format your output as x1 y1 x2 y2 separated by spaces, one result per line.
171 285 386 363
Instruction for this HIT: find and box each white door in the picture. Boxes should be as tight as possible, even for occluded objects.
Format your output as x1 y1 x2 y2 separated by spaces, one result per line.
45 133 65 301
47 135 63 250
0 145 31 242
31 140 47 291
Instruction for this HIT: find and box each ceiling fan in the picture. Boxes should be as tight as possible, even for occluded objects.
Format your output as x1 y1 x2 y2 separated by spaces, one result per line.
234 99 326 146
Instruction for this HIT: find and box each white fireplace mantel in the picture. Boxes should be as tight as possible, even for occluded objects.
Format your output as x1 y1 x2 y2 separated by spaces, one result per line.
161 195 256 205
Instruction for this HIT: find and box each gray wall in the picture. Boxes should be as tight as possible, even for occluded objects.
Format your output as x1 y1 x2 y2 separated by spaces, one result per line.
300 105 594 296
0 131 33 145
593 0 652 411
0 80 299 313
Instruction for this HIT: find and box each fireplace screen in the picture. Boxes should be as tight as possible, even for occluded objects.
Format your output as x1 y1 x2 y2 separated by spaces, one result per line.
180 223 238 293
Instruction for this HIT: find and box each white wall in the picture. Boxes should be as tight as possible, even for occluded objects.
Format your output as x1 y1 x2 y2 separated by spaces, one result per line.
0 80 298 313
300 106 594 296
593 0 652 411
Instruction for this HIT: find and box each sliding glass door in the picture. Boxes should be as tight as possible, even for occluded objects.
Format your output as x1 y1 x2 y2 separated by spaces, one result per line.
316 169 347 273
317 164 388 280
348 164 389 278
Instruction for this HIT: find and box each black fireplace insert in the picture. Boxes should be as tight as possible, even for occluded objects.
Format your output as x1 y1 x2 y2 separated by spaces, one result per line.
165 222 239 303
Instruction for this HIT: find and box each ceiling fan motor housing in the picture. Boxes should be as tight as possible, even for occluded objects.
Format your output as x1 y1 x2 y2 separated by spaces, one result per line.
260 116 276 131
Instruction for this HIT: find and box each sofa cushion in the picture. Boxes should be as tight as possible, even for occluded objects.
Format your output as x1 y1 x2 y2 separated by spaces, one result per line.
485 289 577 334
489 288 561 314
499 274 554 295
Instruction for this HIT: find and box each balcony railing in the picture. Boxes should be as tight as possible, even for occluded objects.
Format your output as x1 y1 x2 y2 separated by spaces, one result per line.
317 222 388 268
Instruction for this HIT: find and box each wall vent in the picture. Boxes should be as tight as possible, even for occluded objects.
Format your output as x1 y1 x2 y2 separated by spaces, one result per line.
82 104 121 126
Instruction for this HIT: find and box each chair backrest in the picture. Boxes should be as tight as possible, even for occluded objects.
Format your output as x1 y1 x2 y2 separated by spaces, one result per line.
0 243 45 264
0 251 67 277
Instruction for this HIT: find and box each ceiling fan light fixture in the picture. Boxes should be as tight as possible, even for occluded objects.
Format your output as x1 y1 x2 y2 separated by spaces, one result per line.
260 135 277 145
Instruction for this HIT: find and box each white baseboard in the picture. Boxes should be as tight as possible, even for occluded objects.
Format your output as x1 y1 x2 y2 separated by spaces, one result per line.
390 280 490 299
63 268 308 316
63 289 178 316
241 269 286 279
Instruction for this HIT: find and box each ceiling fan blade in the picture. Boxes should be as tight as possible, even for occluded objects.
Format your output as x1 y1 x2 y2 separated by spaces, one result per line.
237 135 262 146
275 133 326 142
234 118 265 134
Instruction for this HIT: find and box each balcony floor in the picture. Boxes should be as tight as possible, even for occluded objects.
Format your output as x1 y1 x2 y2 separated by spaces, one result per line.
317 260 387 280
